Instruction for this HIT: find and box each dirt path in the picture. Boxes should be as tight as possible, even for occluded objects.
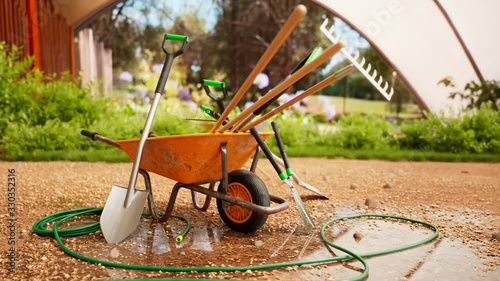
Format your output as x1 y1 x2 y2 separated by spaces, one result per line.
1 159 499 280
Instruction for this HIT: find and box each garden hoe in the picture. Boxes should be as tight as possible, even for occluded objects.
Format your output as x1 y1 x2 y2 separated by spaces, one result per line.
100 34 188 243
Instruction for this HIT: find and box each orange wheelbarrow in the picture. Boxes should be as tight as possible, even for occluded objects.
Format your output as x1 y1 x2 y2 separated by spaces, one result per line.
81 130 290 233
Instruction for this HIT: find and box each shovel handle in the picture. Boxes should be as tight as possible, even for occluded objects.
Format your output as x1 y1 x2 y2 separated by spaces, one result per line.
155 34 189 94
203 79 228 113
203 79 226 89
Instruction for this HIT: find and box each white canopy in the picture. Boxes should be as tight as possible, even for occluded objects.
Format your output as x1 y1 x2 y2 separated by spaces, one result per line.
311 0 500 112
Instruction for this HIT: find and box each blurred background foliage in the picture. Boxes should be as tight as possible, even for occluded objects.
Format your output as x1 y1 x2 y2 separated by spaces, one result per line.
0 0 498 161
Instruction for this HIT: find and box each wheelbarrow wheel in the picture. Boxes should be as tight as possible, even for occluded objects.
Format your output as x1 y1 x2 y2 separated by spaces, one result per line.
216 169 270 233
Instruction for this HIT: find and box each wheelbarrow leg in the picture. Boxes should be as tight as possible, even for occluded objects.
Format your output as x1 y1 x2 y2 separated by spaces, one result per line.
249 146 262 173
140 169 165 221
191 181 216 211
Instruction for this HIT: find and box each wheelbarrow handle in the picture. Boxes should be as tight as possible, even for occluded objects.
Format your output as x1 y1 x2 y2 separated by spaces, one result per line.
81 130 121 149
155 34 189 95
81 129 97 140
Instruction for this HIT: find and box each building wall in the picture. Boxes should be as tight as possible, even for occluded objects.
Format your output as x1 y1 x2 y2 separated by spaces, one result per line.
77 28 112 95
0 0 30 58
0 0 112 95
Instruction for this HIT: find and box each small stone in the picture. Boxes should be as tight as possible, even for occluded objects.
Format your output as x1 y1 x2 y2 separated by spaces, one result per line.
350 183 360 189
353 232 364 242
383 183 392 189
108 247 120 258
492 232 500 242
365 198 378 208
461 170 469 174
20 229 30 239
254 240 264 247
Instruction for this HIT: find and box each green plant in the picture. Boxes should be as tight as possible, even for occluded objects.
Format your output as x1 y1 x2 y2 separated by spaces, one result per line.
439 77 499 111
398 103 499 153
322 113 397 150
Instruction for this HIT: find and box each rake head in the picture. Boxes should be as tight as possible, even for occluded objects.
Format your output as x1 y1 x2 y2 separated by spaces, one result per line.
320 18 395 101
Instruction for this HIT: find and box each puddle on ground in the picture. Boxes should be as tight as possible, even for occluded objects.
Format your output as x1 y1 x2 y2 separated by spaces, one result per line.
72 205 497 280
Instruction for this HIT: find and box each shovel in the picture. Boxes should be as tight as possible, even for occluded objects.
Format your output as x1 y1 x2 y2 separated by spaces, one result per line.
100 34 189 244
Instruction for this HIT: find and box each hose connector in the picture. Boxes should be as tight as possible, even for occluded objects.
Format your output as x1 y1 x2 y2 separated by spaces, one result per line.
176 235 183 244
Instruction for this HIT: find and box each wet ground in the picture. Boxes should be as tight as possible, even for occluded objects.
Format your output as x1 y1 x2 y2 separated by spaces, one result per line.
0 159 499 280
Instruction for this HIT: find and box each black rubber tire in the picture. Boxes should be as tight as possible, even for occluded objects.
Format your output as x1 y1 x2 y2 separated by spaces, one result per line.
216 170 270 233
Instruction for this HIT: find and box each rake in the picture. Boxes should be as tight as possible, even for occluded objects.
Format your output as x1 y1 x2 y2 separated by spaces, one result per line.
320 17 395 101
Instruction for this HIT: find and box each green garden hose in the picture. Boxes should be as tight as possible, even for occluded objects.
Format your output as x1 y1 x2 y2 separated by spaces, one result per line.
33 208 438 281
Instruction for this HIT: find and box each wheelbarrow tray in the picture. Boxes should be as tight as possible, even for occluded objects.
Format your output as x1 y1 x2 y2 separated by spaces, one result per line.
116 132 272 184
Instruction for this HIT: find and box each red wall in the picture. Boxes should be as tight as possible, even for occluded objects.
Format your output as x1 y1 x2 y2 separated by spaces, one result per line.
0 0 74 75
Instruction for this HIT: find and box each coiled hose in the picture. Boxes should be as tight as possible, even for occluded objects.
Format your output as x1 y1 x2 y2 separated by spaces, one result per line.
33 207 438 281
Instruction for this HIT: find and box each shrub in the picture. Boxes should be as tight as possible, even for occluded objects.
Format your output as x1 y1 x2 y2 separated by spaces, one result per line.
399 103 499 153
322 113 397 150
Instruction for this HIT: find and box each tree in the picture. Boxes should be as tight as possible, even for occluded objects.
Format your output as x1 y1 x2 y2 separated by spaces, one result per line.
206 0 328 106
439 77 499 111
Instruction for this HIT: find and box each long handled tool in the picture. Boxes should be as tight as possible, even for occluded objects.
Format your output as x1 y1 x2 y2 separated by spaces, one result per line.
211 4 307 133
270 121 314 232
232 47 324 132
100 34 188 243
240 64 356 132
202 81 327 199
219 41 344 132
249 124 314 233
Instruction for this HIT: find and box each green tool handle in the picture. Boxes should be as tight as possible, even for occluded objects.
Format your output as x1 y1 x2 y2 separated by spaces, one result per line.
165 34 188 41
202 79 228 113
155 33 189 94
203 79 226 88
271 121 293 176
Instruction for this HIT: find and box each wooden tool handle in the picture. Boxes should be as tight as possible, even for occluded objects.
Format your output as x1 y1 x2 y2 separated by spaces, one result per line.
241 64 356 132
210 4 307 133
221 42 344 132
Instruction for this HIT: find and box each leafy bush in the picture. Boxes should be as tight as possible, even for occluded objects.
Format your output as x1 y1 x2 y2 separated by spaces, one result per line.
321 113 397 150
398 103 499 153
271 112 321 148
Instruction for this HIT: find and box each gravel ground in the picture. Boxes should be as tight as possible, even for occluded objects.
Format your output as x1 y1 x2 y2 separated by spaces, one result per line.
0 159 499 280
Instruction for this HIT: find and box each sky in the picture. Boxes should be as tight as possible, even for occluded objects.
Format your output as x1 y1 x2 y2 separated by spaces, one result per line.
120 0 219 31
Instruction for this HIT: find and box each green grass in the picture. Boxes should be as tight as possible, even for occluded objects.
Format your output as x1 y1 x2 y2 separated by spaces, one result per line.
283 146 500 162
308 96 421 118
5 147 498 163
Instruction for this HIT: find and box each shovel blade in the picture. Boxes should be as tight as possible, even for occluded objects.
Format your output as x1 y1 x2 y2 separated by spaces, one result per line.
100 185 149 243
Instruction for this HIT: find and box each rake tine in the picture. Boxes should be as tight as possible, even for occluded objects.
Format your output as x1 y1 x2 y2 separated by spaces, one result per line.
320 18 395 101
291 187 313 233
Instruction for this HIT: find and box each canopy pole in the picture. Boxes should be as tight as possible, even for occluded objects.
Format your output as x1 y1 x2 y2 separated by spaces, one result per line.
434 0 484 82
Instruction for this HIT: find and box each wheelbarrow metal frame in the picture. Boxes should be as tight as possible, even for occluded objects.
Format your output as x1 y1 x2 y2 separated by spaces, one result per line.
82 130 290 223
